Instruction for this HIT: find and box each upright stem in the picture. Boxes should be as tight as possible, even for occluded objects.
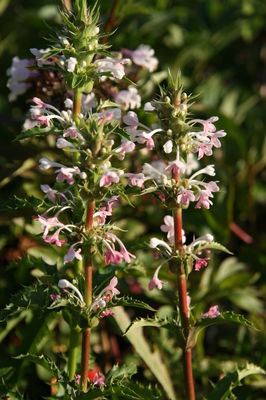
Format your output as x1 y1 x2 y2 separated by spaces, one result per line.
172 171 195 400
67 88 83 380
81 201 95 391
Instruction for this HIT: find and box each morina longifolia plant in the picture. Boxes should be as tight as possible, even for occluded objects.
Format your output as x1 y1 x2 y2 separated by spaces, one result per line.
123 74 257 399
2 1 161 399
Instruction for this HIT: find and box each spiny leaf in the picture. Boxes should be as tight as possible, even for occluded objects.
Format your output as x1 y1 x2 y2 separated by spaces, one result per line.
106 363 137 383
111 296 156 312
113 307 176 400
0 195 44 211
15 125 60 141
197 241 233 255
15 354 63 380
188 311 256 348
207 363 266 400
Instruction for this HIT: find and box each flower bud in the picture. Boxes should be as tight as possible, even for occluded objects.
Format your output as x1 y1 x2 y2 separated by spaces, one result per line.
80 172 87 180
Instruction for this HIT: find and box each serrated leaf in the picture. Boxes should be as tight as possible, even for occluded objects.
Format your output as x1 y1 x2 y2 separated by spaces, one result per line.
15 354 60 377
0 195 44 211
207 363 266 400
188 311 256 348
106 363 137 383
113 307 176 400
15 125 59 141
197 241 233 255
111 296 156 312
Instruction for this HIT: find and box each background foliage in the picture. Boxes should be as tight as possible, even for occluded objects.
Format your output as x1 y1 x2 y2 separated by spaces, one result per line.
0 0 265 398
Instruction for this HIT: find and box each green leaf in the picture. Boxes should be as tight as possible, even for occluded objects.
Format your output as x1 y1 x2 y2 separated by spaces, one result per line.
111 296 156 312
106 363 137 383
188 311 256 348
0 195 44 211
197 241 233 255
15 354 61 377
207 363 266 400
113 307 177 400
15 126 59 141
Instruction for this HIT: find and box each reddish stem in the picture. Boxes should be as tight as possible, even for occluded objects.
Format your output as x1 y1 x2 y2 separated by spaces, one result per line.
81 201 95 391
102 0 120 43
172 171 195 400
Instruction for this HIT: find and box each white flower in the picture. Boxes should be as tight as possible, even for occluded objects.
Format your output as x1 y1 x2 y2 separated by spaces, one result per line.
64 98 73 109
96 57 130 80
163 140 173 154
149 238 172 254
56 138 75 149
58 279 84 303
39 158 63 170
144 102 155 111
82 93 97 112
67 57 78 72
30 48 52 67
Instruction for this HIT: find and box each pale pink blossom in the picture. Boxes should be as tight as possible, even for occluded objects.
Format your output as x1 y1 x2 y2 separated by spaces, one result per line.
177 187 195 206
115 86 141 110
160 215 186 244
124 45 158 72
96 57 130 80
195 190 213 209
56 166 80 185
115 140 135 160
202 305 220 319
63 126 83 140
148 265 167 291
64 243 82 264
44 228 67 247
32 97 46 109
123 111 139 128
125 173 145 187
99 170 120 187
92 373 105 386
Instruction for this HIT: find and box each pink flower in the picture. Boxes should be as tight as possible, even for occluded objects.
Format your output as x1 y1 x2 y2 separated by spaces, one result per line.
123 111 139 129
98 111 114 125
104 247 123 265
160 215 175 243
92 372 105 386
63 126 83 140
148 265 167 291
115 140 135 160
36 215 63 238
35 115 51 127
203 305 220 319
74 374 81 385
177 188 195 206
196 142 213 160
50 294 61 301
99 170 120 187
32 97 46 109
125 173 145 187
56 166 80 185
99 309 114 319
44 228 67 247
195 190 213 209
165 159 186 175
103 277 120 298
94 196 119 224
191 116 219 136
108 233 136 264
64 244 82 264
195 258 208 271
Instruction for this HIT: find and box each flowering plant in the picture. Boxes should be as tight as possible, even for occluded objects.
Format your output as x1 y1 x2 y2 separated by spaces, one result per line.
1 1 264 400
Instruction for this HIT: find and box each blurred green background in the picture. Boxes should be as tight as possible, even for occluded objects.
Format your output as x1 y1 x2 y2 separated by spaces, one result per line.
0 0 265 399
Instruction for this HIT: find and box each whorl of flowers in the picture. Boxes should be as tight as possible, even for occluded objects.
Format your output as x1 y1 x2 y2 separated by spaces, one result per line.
123 73 227 288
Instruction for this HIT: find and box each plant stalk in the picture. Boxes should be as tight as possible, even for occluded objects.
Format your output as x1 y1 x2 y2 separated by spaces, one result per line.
172 170 195 400
81 200 95 391
68 326 80 380
67 87 83 380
